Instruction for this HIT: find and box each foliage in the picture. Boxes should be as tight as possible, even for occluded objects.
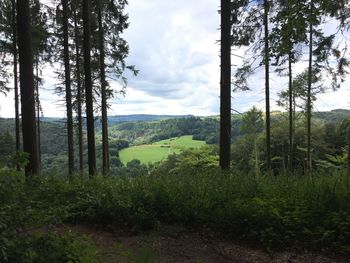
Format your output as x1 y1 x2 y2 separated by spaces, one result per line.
1 158 350 254
0 130 14 166
3 231 99 263
241 107 264 136
108 116 228 145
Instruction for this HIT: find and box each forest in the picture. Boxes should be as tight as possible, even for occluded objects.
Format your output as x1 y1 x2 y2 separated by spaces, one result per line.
0 0 350 262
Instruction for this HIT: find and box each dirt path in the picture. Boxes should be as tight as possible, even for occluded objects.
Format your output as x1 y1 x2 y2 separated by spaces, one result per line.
56 224 347 263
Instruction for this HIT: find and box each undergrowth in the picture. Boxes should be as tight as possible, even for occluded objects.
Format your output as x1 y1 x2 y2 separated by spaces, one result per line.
1 166 350 261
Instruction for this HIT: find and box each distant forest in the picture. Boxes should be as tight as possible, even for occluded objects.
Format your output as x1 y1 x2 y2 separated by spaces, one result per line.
0 0 349 176
1 109 349 175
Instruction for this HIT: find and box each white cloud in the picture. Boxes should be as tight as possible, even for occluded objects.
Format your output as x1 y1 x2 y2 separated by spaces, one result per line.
0 1 349 118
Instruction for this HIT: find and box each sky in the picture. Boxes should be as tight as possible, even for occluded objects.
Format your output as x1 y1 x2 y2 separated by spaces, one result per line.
0 0 349 118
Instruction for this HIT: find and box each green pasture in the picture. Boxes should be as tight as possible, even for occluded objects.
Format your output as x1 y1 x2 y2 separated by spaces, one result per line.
119 135 205 164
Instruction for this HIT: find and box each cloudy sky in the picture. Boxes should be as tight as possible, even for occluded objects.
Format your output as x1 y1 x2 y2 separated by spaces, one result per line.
0 0 349 118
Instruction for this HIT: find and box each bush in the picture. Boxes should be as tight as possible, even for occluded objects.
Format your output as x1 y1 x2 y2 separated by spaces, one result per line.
1 165 350 252
5 231 99 263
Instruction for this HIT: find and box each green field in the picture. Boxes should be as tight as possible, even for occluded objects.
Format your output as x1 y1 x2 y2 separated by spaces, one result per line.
119 135 205 164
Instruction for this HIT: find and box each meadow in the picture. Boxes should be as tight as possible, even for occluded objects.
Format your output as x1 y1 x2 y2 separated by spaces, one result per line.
119 135 206 164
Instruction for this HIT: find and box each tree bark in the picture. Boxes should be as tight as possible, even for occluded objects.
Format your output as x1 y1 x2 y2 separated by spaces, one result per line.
97 7 109 175
16 0 39 176
220 0 231 170
307 0 313 176
12 0 20 171
62 0 74 175
74 8 84 175
347 126 350 177
264 0 271 172
83 0 96 176
288 52 294 173
35 52 41 171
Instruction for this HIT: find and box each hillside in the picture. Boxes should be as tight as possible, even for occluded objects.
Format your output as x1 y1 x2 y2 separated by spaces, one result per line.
1 109 349 174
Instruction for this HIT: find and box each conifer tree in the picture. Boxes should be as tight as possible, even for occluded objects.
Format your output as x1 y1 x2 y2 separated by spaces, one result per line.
231 0 273 172
220 0 231 170
73 4 84 175
83 0 96 176
12 0 20 171
62 0 74 175
93 0 136 175
16 0 39 176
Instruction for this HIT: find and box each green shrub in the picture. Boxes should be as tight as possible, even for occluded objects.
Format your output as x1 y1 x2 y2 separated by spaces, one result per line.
1 164 350 252
5 231 99 263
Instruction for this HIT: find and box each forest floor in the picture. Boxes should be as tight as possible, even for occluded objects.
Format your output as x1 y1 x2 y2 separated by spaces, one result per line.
47 224 347 263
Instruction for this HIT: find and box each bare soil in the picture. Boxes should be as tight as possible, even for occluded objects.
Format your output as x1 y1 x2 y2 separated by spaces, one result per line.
48 224 349 263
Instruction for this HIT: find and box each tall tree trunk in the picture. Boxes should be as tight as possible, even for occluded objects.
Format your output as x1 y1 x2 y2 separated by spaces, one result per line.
219 0 231 170
264 0 271 172
16 0 39 176
12 0 20 171
74 8 83 175
35 52 41 171
307 0 313 176
347 126 350 177
62 0 74 175
97 7 109 175
83 0 96 176
288 52 293 173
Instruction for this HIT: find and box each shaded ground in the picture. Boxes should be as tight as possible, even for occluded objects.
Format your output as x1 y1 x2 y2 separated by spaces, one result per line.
52 224 348 263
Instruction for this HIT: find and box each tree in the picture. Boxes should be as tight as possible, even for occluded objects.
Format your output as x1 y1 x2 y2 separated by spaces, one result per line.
270 0 308 173
83 0 96 176
241 107 264 177
0 0 20 170
306 0 314 175
94 0 136 175
348 125 350 176
231 0 273 172
73 4 84 175
263 0 271 172
0 1 10 96
220 0 231 170
31 0 51 170
12 0 20 171
277 70 321 112
0 0 51 171
306 0 349 176
16 0 39 176
62 0 74 175
96 1 109 175
30 0 46 170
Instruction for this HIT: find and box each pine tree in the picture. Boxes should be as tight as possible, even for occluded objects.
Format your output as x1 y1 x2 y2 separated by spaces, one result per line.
97 1 109 175
231 0 273 172
73 5 84 175
16 0 39 176
62 0 74 175
270 0 308 173
306 0 313 176
220 0 231 170
83 0 96 176
93 0 136 175
11 0 20 171
263 0 271 172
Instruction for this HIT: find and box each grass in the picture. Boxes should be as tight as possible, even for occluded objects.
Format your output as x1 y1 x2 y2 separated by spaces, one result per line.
120 135 205 164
